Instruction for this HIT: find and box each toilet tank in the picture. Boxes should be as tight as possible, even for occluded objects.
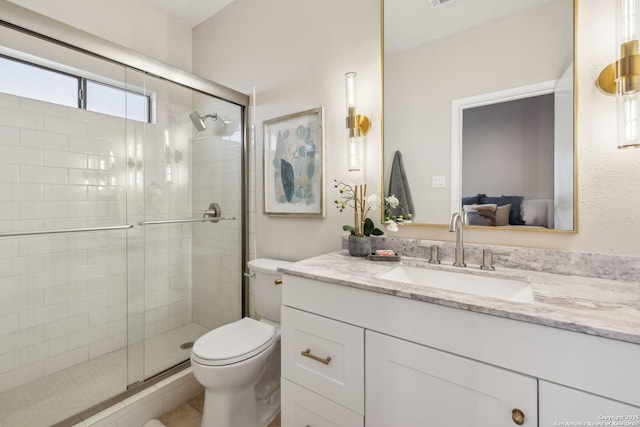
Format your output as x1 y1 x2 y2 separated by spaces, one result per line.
247 258 292 323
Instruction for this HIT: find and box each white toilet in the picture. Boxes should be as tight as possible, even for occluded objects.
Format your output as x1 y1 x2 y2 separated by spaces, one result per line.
190 258 291 427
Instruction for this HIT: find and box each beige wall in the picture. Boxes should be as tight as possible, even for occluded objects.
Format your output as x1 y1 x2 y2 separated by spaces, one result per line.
5 0 193 71
193 0 382 262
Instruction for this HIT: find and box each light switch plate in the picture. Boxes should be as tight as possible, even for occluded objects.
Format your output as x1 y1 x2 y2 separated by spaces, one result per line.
432 175 446 188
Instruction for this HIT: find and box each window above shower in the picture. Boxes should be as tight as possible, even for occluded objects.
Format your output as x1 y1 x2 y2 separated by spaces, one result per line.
0 54 152 123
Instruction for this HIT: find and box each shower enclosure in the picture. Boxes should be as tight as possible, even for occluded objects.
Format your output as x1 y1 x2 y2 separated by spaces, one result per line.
0 7 248 427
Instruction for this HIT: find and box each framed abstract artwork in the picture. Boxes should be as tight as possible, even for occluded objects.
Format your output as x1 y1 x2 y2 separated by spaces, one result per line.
263 107 325 217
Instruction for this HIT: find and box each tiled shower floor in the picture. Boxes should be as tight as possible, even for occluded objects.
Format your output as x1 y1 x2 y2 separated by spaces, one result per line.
0 323 208 427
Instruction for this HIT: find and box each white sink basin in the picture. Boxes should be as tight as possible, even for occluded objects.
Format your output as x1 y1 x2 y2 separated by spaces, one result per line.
380 265 534 303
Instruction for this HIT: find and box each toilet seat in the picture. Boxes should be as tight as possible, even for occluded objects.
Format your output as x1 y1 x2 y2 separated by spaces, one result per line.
191 317 275 366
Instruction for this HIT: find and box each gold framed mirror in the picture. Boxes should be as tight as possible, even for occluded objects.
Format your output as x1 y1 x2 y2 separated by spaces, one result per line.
382 0 577 233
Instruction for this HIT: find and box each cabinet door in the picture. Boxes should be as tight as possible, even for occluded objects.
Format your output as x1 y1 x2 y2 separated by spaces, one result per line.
366 331 537 426
281 378 364 427
281 306 365 413
539 381 640 427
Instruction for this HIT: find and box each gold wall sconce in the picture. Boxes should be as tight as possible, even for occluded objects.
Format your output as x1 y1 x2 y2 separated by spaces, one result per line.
345 72 371 170
597 0 640 148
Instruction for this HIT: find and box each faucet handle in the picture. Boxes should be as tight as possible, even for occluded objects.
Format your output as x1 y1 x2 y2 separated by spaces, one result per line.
481 249 495 271
480 249 509 271
429 245 441 264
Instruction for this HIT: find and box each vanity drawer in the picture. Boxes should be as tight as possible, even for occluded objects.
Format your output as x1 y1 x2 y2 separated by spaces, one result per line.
281 378 364 427
281 306 364 414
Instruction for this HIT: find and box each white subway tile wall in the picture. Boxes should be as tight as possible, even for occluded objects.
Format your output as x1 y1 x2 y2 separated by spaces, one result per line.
0 72 243 401
191 94 243 330
0 90 129 393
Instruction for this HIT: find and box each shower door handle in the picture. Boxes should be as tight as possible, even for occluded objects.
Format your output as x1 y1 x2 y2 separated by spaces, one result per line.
138 217 236 226
138 203 236 226
0 224 134 238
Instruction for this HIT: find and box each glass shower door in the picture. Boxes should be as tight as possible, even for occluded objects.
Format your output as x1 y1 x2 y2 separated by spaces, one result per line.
0 27 131 425
125 70 245 384
0 16 247 427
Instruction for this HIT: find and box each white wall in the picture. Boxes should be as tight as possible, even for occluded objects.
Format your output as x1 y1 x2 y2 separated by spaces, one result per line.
193 0 382 262
6 0 193 71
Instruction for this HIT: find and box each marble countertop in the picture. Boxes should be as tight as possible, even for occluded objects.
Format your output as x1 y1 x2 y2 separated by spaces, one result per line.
279 251 640 345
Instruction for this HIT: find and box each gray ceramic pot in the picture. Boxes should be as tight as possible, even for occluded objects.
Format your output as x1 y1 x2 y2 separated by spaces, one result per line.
348 235 371 257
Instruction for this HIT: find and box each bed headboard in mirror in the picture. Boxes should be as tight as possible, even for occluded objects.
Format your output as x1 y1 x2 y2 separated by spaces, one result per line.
383 0 576 232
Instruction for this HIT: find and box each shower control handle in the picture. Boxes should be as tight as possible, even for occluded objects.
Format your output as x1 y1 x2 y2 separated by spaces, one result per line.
203 202 222 222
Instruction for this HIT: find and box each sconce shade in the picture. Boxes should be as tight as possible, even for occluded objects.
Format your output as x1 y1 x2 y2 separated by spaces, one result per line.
345 72 371 170
345 72 357 109
618 92 640 147
348 136 363 171
597 0 640 148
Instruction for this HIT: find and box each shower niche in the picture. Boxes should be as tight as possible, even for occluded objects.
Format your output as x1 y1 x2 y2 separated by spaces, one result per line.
0 19 247 427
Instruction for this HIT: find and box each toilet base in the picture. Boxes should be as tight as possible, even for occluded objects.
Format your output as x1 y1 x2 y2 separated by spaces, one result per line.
196 333 281 427
257 387 280 426
255 338 281 426
201 385 259 427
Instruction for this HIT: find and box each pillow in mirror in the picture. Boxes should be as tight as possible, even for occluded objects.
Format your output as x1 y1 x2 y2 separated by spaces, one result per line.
480 195 525 225
463 204 497 226
463 203 511 227
494 203 512 226
462 203 497 212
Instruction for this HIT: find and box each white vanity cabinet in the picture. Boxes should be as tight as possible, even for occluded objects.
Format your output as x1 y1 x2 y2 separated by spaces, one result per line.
539 381 640 427
280 379 363 427
281 274 640 427
366 331 537 426
280 306 365 426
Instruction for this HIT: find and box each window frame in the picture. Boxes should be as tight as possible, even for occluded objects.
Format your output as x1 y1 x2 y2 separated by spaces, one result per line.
0 53 152 123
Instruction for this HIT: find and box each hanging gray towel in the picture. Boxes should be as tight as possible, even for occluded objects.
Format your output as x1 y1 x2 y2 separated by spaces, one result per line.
388 150 415 218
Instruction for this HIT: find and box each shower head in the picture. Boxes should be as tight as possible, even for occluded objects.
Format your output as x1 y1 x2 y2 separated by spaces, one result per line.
189 111 218 132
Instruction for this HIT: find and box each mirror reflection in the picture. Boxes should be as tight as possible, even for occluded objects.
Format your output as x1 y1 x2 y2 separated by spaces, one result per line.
383 0 575 231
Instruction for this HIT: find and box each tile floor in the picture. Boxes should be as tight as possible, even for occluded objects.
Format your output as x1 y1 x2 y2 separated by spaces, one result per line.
0 323 208 427
160 393 281 427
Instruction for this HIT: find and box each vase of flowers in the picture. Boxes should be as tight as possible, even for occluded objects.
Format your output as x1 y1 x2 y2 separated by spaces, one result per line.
334 180 385 256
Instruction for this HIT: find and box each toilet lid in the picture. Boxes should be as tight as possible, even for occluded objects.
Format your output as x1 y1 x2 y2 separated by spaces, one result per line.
191 317 275 366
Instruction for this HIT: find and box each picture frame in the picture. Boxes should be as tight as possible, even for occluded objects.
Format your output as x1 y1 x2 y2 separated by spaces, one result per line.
263 107 325 217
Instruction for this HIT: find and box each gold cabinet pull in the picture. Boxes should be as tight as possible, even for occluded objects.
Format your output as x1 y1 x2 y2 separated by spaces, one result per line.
274 279 282 285
512 408 525 425
301 348 332 365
